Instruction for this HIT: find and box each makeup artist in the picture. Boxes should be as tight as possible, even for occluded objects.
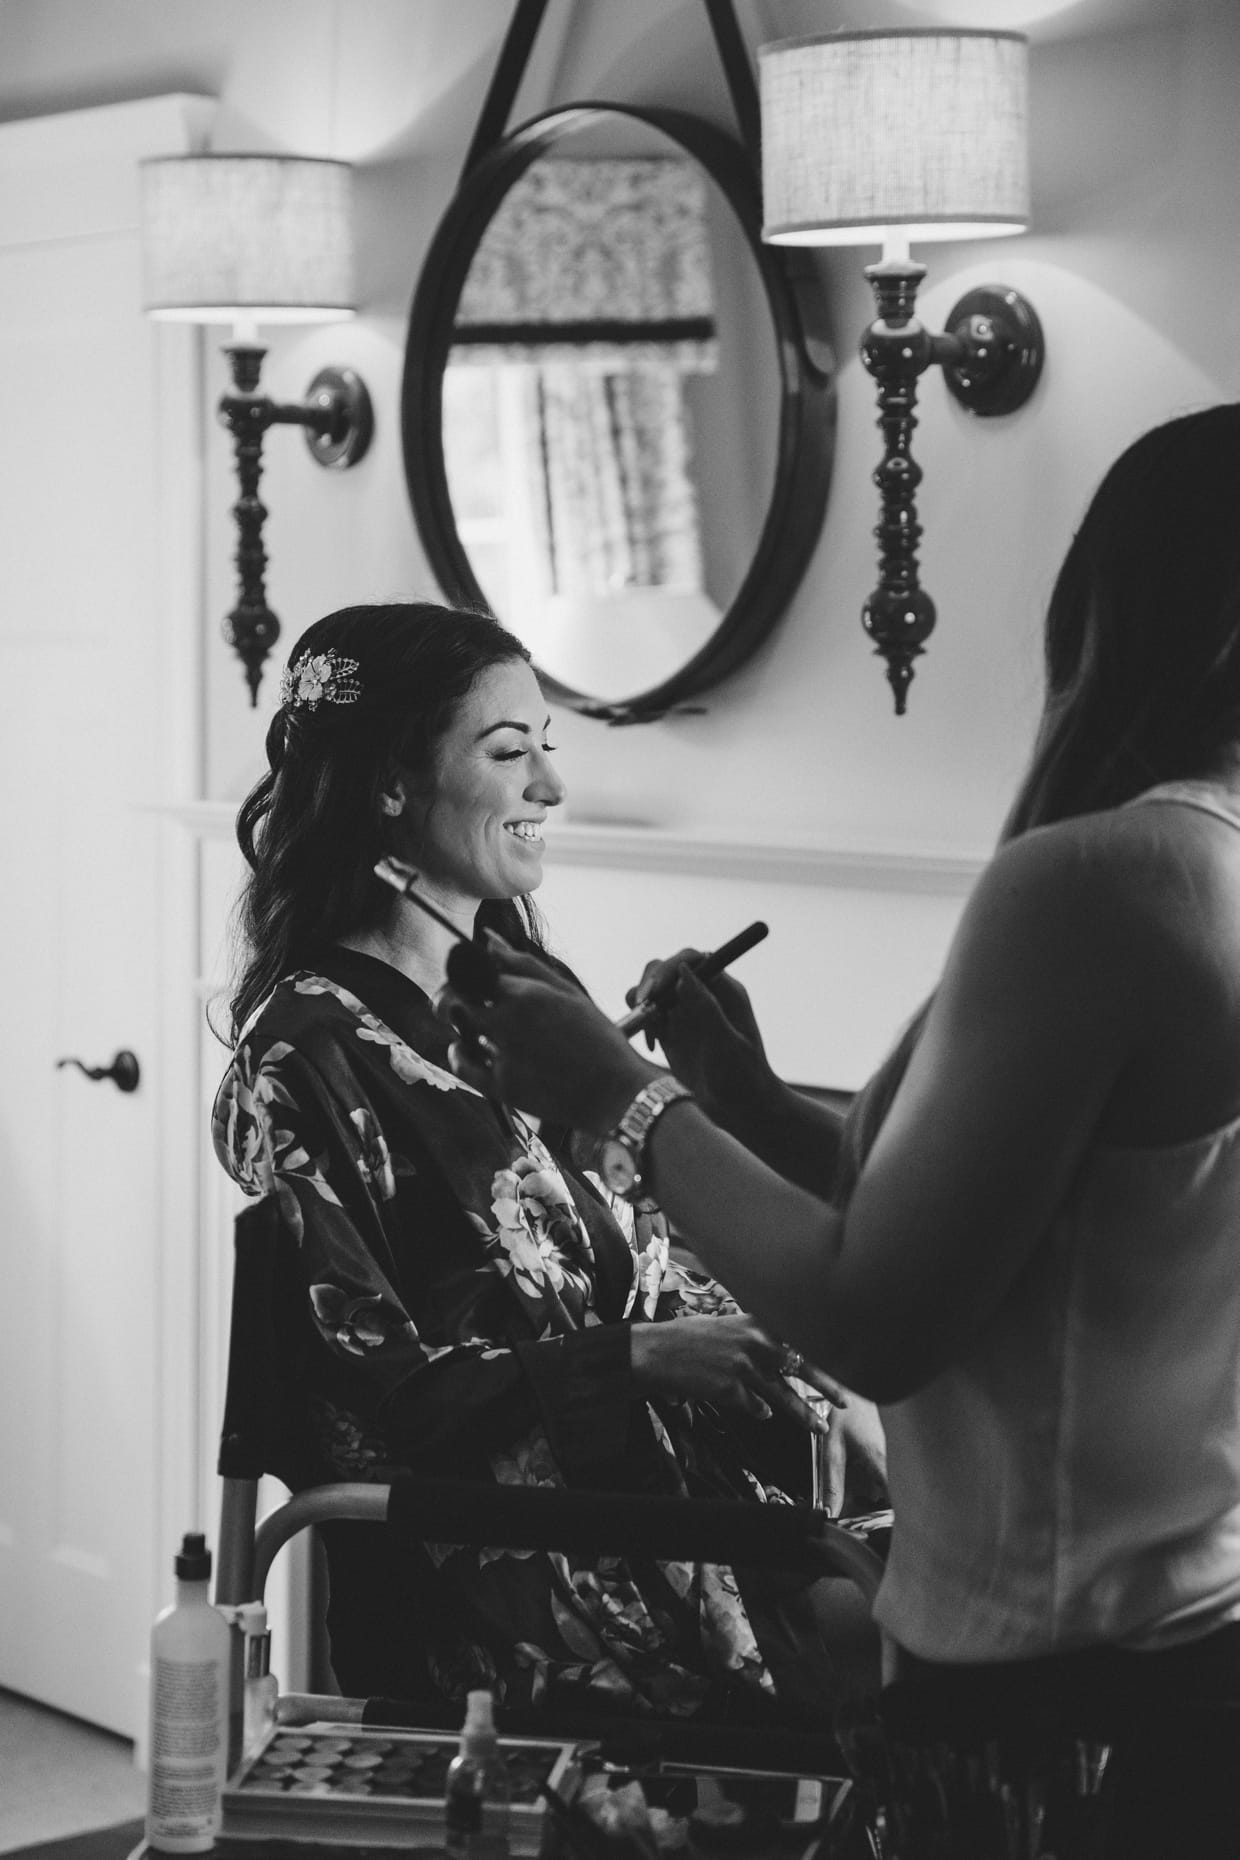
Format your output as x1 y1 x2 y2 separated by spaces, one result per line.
212 602 885 1724
443 406 1240 1855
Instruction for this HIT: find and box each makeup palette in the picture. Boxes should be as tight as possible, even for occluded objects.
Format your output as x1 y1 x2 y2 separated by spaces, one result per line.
221 1723 577 1849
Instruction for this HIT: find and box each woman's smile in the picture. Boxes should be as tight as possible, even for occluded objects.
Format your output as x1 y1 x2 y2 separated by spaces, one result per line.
410 658 564 907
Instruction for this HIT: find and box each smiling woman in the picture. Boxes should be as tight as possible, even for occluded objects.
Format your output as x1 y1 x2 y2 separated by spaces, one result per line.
395 656 565 925
211 599 886 1723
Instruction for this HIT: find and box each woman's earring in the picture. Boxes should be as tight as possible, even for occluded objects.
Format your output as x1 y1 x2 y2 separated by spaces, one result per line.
380 794 403 817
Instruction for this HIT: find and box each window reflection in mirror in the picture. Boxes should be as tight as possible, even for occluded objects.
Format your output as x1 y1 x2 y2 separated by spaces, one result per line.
440 116 780 707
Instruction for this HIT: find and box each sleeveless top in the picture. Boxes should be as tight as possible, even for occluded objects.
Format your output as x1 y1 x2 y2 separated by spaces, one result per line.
874 782 1240 1662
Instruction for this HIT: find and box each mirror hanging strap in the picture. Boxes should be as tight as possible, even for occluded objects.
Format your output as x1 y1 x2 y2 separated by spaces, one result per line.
460 0 757 183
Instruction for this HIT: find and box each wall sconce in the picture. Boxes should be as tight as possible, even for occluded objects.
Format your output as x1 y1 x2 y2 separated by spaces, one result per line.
759 29 1043 713
140 154 373 704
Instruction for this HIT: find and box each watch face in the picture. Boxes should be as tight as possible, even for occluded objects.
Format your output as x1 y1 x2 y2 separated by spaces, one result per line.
599 1137 638 1195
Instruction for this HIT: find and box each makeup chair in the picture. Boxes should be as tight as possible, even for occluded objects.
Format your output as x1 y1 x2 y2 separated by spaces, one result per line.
214 1197 885 1772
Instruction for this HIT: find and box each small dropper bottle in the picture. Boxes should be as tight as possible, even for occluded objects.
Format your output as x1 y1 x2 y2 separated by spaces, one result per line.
238 1600 279 1758
444 1689 511 1860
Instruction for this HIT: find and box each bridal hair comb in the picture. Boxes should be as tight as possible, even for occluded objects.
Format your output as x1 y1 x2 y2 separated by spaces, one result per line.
278 648 362 713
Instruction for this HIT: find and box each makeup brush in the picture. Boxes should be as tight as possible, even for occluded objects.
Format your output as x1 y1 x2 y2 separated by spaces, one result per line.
373 855 499 999
613 921 769 1037
375 858 769 1041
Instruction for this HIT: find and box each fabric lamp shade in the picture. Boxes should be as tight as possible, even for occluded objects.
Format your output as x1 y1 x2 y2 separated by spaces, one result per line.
759 28 1029 248
140 154 356 322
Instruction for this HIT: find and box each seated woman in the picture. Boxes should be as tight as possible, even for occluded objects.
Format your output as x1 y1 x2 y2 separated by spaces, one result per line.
212 602 885 1723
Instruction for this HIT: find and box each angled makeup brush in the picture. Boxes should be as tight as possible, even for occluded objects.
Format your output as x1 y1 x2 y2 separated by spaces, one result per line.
374 855 499 1000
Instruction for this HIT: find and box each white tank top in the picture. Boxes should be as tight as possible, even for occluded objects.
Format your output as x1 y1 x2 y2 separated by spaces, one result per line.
875 783 1240 1662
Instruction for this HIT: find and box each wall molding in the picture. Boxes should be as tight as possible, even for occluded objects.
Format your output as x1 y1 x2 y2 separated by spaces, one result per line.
547 820 987 894
160 802 988 896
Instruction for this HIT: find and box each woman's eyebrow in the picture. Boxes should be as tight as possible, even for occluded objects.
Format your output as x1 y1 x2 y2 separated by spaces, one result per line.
476 716 553 740
476 718 531 740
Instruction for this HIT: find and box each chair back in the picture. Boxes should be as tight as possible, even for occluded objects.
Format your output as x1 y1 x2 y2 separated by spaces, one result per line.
216 1196 324 1605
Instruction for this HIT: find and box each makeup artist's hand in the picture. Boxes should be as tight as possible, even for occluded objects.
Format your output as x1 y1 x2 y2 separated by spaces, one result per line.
440 938 656 1132
826 1394 889 1518
628 953 776 1124
630 1314 845 1436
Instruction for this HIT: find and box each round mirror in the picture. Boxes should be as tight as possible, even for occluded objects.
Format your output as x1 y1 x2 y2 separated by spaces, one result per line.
402 105 834 723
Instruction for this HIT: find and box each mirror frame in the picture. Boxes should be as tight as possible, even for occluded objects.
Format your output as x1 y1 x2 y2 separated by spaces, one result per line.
402 103 836 724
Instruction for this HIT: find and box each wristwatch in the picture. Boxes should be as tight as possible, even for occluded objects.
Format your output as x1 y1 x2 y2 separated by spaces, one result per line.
598 1076 695 1203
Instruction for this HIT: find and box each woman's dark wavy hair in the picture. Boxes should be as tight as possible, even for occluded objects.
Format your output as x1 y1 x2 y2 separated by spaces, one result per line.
835 402 1240 1199
227 602 547 1042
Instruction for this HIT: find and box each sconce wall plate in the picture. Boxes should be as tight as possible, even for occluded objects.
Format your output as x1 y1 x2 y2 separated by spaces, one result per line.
303 366 374 468
938 286 1045 418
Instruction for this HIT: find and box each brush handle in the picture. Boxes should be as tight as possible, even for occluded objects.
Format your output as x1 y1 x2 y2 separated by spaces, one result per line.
614 921 769 1038
374 858 501 1003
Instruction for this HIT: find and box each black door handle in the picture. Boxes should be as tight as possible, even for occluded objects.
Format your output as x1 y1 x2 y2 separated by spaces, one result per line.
55 1049 141 1092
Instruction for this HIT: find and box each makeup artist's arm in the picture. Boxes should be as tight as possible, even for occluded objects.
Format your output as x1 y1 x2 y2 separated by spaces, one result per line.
629 953 845 1198
456 826 1137 1401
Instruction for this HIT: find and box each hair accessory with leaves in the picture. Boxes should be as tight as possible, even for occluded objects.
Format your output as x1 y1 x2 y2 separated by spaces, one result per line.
279 648 363 713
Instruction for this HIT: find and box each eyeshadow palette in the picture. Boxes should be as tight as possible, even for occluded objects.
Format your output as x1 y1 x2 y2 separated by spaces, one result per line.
220 1724 578 1849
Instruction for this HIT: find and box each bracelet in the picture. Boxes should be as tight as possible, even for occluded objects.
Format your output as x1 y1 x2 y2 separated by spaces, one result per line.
597 1076 695 1203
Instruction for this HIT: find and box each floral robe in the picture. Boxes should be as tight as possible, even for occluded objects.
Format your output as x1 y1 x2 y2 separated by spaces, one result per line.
212 947 818 1721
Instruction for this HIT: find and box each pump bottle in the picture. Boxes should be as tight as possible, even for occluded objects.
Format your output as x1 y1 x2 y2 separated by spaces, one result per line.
444 1688 511 1860
145 1532 232 1854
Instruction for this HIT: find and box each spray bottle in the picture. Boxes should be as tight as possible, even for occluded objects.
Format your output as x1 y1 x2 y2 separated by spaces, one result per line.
145 1532 232 1854
444 1688 511 1860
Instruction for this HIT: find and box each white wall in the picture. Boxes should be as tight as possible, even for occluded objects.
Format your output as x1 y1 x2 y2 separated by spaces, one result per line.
3 0 1236 1083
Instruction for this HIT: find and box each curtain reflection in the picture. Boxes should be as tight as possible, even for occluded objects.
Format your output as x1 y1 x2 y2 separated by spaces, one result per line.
448 156 718 612
526 364 704 598
444 154 730 696
453 156 718 367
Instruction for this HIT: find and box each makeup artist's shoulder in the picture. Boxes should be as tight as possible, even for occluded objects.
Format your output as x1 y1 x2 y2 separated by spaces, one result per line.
975 803 1232 946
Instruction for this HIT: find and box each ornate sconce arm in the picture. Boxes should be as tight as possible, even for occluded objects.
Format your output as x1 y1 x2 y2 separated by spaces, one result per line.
216 345 374 705
219 345 279 706
859 261 937 717
858 265 1044 714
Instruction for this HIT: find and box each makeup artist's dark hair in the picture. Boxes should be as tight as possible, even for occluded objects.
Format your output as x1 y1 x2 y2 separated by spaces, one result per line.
227 602 547 1041
1003 400 1240 836
835 401 1240 1200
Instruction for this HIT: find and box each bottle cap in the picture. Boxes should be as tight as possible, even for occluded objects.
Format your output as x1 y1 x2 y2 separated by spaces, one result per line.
174 1531 212 1581
237 1601 272 1678
461 1689 498 1745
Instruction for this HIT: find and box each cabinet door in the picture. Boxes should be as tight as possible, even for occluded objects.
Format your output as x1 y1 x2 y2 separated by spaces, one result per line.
0 96 204 1737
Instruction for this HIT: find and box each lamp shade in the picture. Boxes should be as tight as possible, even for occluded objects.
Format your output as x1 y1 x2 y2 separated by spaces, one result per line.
759 29 1029 247
140 154 356 322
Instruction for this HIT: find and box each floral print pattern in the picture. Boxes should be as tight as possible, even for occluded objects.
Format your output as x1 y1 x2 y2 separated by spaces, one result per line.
485 1142 594 1302
350 1107 396 1202
212 957 813 1722
310 1283 414 1356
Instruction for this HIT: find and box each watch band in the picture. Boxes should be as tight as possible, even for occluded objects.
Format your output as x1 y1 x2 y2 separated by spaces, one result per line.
607 1075 695 1200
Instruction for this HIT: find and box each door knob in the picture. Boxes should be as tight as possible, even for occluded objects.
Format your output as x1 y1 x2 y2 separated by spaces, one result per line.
56 1049 141 1092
